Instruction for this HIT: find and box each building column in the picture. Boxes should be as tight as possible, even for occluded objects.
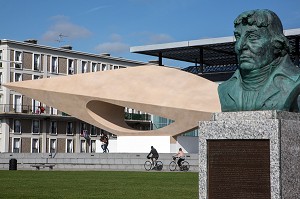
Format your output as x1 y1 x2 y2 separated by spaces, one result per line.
42 119 47 153
3 46 10 112
158 52 163 66
1 119 10 152
199 48 204 74
75 121 80 153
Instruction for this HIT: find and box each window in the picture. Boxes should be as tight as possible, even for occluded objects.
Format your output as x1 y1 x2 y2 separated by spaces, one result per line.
91 140 96 153
32 100 41 114
91 63 97 72
81 61 87 73
114 65 119 70
66 139 73 153
50 121 57 135
33 75 40 80
14 95 22 113
49 139 56 153
80 122 87 132
13 138 21 153
51 56 58 73
50 107 57 115
90 125 97 136
0 72 2 87
33 54 40 71
102 64 107 71
68 59 74 75
80 140 86 153
0 50 2 68
14 119 21 134
31 138 39 153
15 51 22 68
66 122 73 135
14 73 22 82
32 120 40 134
0 95 2 111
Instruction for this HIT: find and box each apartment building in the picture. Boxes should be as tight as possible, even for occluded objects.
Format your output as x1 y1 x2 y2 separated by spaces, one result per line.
0 39 149 153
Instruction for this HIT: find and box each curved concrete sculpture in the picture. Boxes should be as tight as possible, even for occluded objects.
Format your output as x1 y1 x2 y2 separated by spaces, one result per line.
4 65 221 136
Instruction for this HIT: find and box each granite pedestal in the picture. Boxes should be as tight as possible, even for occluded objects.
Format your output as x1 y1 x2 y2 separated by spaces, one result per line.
199 111 300 199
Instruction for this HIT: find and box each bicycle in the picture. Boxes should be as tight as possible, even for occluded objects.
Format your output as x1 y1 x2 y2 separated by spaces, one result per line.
144 159 163 171
169 156 190 171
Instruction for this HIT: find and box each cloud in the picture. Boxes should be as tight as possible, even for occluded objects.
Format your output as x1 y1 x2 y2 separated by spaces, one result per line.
95 42 129 54
94 32 173 55
132 32 174 45
148 33 173 44
84 5 110 14
42 15 91 42
110 33 123 42
94 33 130 54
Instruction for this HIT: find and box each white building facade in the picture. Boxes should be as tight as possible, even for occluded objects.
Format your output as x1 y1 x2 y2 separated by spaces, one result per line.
0 39 154 154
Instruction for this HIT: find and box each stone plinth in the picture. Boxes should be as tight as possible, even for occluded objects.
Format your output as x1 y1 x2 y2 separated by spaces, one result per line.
199 110 300 199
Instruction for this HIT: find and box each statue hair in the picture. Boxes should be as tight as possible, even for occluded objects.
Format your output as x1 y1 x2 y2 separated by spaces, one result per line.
234 9 290 57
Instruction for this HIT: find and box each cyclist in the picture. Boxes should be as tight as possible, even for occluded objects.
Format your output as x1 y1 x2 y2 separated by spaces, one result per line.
147 146 159 167
174 148 185 169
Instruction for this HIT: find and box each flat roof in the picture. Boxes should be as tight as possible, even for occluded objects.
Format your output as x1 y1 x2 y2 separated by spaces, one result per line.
130 28 300 66
1 39 147 65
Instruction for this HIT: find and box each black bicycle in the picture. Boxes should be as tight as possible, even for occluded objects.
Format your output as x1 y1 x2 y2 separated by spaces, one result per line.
144 159 163 171
169 156 190 171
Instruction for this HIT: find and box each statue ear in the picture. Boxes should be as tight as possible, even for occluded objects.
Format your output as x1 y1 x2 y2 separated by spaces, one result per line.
272 39 286 57
272 36 290 57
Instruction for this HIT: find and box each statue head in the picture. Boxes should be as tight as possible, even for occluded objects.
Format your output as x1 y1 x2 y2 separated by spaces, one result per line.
218 9 300 112
234 9 290 74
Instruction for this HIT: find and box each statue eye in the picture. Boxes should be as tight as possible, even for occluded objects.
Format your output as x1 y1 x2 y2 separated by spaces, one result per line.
248 33 259 40
234 33 240 40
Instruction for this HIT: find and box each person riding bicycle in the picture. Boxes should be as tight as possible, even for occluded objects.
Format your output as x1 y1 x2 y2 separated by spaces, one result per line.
147 146 159 167
174 148 185 169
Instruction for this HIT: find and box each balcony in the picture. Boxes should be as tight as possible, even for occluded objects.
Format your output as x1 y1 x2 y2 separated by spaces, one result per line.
125 112 152 130
0 104 70 117
125 112 151 121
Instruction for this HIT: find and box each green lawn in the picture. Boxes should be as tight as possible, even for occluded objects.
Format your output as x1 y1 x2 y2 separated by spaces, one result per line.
0 171 198 199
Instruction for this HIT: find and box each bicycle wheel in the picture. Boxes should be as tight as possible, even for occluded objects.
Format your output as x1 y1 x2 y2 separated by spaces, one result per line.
181 161 190 171
156 161 163 171
169 161 177 171
144 161 152 171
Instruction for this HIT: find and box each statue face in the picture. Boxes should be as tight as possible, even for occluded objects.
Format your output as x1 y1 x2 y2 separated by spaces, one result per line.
234 24 277 71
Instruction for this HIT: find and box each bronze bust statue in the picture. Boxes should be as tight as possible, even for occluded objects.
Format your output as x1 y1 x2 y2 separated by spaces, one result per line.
218 9 300 112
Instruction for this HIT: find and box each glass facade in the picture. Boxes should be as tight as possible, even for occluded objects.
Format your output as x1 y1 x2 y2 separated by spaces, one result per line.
152 115 198 136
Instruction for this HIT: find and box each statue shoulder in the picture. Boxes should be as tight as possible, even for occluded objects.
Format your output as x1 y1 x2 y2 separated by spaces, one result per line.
275 56 300 81
218 72 239 93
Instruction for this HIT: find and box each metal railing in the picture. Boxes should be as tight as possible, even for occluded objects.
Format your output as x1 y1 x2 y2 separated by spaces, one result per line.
124 112 151 121
0 104 153 121
0 104 68 116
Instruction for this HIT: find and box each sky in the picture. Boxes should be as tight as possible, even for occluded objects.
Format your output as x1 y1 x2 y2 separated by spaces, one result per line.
1 0 300 68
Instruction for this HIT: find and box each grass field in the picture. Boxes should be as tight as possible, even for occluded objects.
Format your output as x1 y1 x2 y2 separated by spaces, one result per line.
0 170 198 199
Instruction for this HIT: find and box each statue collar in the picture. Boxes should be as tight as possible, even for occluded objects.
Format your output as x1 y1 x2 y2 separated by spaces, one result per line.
227 55 300 110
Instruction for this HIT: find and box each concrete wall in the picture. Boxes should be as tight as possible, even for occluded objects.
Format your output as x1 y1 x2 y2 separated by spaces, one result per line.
176 136 199 153
0 153 199 172
116 136 170 153
96 136 198 154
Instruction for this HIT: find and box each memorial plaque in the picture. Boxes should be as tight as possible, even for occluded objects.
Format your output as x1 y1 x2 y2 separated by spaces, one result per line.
208 140 270 199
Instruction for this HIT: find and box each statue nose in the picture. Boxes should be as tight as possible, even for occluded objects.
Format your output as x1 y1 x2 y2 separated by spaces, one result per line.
236 36 248 53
